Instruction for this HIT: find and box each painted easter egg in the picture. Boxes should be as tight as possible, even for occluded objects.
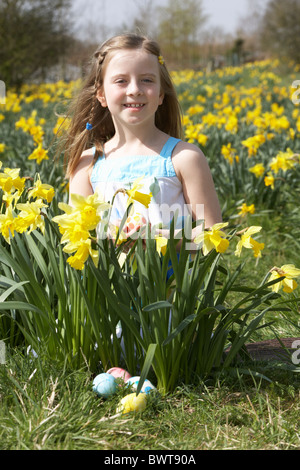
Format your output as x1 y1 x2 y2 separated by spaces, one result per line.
125 376 156 394
92 373 117 399
107 367 132 383
116 392 147 414
124 213 147 234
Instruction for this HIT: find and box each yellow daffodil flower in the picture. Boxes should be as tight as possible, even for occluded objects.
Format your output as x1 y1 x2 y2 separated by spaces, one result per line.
238 203 255 217
63 239 99 270
15 199 47 234
28 144 49 164
52 192 110 269
123 177 152 208
269 264 300 293
0 206 17 243
194 222 229 255
270 149 297 174
155 235 168 256
264 173 275 189
242 134 266 156
249 163 265 178
68 192 110 231
28 175 55 203
0 167 26 194
221 143 238 165
235 226 264 258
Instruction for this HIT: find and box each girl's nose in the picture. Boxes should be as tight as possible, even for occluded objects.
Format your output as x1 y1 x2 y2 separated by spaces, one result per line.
127 80 142 96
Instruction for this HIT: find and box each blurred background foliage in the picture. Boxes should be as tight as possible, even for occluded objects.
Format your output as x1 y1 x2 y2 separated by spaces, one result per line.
1 0 299 88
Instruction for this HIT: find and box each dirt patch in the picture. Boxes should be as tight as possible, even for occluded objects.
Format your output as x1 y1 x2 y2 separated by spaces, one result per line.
244 337 300 362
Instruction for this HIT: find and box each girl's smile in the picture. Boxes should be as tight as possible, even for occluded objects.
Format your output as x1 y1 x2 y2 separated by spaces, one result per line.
123 103 145 109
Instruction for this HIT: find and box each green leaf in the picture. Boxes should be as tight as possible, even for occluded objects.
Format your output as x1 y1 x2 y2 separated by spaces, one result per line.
143 301 173 312
136 343 157 395
0 280 29 302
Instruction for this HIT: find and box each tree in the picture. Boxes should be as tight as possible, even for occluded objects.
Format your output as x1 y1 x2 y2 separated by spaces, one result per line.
156 0 207 68
129 0 158 38
260 0 300 62
0 0 73 88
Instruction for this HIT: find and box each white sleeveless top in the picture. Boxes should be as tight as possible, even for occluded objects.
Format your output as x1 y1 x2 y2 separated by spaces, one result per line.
90 137 189 229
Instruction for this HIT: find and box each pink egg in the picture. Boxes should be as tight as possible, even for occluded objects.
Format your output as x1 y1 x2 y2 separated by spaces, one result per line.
107 367 132 383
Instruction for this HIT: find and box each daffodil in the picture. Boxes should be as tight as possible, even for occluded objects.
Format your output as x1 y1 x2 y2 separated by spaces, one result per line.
194 222 229 255
249 163 265 178
52 192 110 269
28 175 55 203
268 264 300 293
0 206 17 242
264 172 275 189
242 134 266 156
155 235 168 256
235 226 264 258
0 167 26 194
68 192 110 231
125 177 152 208
269 149 297 174
28 144 49 164
63 239 99 270
238 203 255 217
15 199 47 234
221 143 238 165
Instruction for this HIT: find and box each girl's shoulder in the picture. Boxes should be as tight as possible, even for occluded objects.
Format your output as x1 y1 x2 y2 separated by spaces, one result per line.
81 146 95 159
172 140 206 166
77 147 95 168
71 147 95 180
171 140 210 184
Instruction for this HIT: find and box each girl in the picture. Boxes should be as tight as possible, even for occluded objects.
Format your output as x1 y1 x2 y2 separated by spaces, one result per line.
64 33 222 242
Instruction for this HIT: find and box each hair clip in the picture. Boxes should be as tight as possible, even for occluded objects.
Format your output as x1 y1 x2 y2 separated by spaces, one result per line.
86 122 93 130
158 55 164 65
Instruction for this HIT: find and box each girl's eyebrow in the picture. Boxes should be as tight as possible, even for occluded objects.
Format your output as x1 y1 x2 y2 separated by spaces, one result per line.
110 72 158 79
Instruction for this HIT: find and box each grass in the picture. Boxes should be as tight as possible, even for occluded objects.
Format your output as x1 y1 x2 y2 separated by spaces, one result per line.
1 207 300 451
1 59 300 450
1 345 300 450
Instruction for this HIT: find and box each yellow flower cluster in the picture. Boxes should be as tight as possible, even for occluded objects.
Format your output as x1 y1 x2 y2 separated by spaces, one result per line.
172 59 299 204
1 80 80 165
269 265 300 293
221 143 239 165
52 193 110 270
193 222 300 292
0 163 55 243
15 110 48 163
248 148 300 190
194 222 264 259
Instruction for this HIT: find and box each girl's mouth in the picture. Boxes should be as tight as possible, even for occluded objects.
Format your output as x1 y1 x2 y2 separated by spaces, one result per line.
124 103 145 108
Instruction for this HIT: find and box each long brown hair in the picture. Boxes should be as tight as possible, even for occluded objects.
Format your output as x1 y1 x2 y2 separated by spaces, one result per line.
63 33 183 178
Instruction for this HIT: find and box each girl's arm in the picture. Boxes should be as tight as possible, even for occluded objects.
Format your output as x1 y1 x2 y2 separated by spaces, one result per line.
172 142 222 229
68 151 94 203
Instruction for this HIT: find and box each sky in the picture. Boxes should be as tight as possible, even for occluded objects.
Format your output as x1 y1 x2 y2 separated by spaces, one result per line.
71 0 268 40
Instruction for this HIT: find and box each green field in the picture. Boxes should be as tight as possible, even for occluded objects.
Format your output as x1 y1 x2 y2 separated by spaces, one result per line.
0 59 300 450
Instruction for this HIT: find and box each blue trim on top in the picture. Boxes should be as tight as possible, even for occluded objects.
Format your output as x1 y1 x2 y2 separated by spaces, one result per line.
160 137 181 158
90 137 181 184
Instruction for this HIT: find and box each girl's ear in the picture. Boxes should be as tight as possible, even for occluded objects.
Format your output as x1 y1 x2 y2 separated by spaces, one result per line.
97 88 107 107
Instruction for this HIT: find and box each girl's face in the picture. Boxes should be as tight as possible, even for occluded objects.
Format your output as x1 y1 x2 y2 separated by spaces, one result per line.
97 48 164 130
